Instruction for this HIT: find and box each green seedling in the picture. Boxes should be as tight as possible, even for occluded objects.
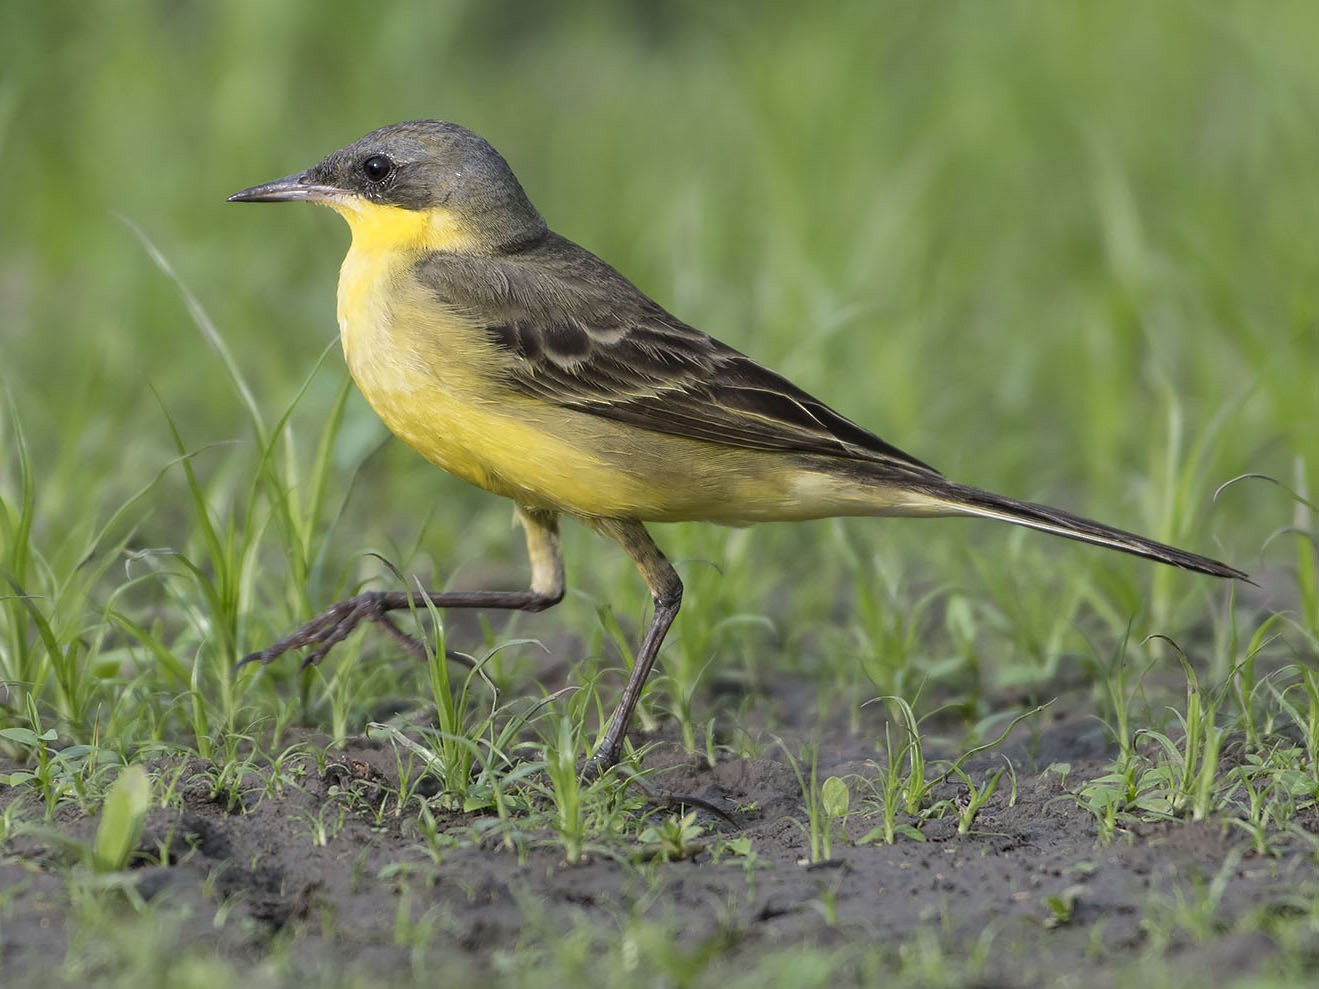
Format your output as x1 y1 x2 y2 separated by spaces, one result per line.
711 835 767 875
92 764 151 872
0 712 112 819
1041 884 1085 929
947 761 1006 835
637 810 705 862
544 715 588 864
856 718 927 846
780 739 850 862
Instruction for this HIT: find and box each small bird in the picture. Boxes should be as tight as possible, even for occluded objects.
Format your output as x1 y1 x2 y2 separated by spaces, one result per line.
229 120 1245 774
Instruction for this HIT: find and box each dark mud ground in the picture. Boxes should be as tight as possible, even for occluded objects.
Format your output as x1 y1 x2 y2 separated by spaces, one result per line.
2 677 1315 987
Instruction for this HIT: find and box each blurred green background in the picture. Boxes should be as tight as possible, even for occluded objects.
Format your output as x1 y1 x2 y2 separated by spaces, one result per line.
3 11 1318 983
1 1 1314 692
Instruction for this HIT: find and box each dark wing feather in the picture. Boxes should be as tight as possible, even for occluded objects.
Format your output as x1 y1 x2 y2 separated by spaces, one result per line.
416 233 940 477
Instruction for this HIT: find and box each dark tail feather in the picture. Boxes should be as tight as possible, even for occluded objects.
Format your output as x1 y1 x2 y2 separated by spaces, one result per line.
921 481 1248 581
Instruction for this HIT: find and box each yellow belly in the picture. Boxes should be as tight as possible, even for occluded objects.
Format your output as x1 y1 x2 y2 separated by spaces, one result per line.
335 236 654 514
332 221 926 524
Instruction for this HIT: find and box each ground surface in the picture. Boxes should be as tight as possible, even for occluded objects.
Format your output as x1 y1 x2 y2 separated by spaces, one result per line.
3 676 1311 988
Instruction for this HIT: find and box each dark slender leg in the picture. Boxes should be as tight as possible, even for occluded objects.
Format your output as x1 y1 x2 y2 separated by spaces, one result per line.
242 509 700 793
586 518 683 774
238 506 564 669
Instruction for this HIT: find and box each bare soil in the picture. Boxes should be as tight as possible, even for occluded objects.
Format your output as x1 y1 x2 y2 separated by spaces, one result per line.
1 684 1312 987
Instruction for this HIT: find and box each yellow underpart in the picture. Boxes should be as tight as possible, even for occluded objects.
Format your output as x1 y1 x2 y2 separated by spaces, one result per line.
329 199 481 351
322 197 949 523
328 197 482 255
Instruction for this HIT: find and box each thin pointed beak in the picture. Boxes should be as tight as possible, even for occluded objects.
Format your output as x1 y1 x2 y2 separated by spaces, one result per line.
227 170 340 204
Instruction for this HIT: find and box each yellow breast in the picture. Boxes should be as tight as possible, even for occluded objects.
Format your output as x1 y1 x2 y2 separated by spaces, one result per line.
329 199 626 509
332 197 481 353
331 202 476 471
325 199 866 524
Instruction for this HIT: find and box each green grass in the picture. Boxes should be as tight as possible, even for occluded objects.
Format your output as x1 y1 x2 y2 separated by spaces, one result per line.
2 1 1319 986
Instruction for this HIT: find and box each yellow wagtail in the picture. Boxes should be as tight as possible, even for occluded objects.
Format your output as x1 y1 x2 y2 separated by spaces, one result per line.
229 120 1245 773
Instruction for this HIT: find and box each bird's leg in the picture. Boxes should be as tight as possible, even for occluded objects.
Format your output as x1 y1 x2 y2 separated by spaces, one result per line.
238 507 564 670
584 518 683 776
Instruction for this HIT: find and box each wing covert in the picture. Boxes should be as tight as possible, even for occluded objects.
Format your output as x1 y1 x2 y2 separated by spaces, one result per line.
416 234 939 476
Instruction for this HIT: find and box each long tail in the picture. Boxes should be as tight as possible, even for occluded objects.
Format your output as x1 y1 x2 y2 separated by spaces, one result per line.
914 480 1247 581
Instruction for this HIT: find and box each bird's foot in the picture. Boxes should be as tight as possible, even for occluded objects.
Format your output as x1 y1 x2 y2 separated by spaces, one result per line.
577 751 737 828
236 591 468 671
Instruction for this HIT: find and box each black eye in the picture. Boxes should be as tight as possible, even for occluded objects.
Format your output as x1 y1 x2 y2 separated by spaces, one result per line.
361 154 393 182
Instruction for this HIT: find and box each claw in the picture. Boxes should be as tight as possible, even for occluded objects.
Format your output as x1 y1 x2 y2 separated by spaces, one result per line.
234 591 389 673
604 765 739 828
233 589 493 675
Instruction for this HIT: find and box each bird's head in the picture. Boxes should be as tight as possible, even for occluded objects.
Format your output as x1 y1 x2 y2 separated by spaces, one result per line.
228 120 546 253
